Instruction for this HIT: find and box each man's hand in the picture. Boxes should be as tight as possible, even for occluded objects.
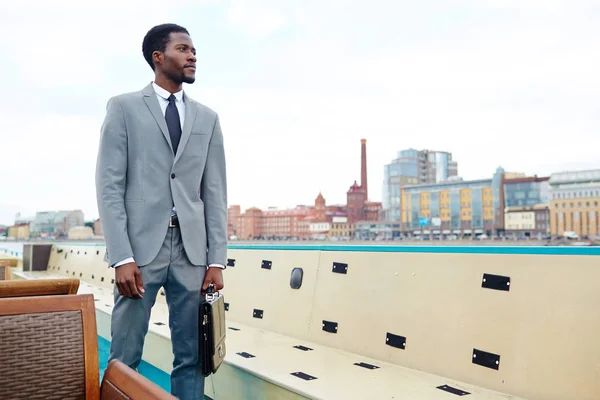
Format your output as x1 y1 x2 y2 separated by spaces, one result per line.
202 267 224 294
115 262 145 299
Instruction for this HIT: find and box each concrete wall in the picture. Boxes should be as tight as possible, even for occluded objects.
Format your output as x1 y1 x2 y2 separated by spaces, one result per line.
44 243 600 400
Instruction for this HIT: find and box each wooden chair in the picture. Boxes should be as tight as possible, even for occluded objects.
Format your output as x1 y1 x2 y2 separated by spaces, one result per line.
0 293 177 399
0 261 10 280
0 278 80 298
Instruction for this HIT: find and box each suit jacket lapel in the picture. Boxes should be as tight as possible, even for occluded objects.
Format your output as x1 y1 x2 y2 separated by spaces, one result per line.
142 83 173 155
174 92 198 165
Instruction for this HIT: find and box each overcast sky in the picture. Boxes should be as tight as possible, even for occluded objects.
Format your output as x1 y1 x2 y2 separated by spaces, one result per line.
1 0 600 225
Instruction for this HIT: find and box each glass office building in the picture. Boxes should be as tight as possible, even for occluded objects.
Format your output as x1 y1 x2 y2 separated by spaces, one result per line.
504 179 549 208
382 149 458 221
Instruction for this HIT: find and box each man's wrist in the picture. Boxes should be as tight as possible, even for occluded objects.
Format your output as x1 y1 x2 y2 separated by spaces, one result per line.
113 257 134 268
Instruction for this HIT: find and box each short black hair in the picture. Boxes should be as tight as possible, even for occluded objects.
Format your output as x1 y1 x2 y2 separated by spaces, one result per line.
142 23 190 70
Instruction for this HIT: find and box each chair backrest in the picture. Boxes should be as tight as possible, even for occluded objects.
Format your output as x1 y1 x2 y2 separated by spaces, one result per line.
0 278 80 298
0 293 100 399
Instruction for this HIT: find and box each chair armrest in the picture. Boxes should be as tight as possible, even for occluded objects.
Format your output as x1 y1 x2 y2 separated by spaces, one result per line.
100 359 177 400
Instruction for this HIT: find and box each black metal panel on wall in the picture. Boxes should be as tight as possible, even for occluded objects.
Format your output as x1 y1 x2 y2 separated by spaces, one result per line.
32 245 52 271
22 244 52 271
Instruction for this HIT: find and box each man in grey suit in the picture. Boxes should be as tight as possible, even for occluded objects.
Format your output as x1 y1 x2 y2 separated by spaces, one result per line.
95 23 227 399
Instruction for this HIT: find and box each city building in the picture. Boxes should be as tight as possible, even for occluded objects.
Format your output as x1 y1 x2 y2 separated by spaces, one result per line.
330 217 353 240
382 148 458 221
227 205 241 238
504 205 549 238
401 178 494 237
93 218 103 238
309 221 330 240
354 221 402 240
346 139 367 224
54 210 85 236
7 224 30 239
549 169 600 238
231 193 355 240
400 168 505 237
346 139 382 224
235 207 263 240
228 138 380 240
502 176 550 238
29 210 85 237
14 213 34 225
364 201 383 221
30 211 56 237
67 226 94 239
503 176 549 208
314 193 327 222
232 204 314 240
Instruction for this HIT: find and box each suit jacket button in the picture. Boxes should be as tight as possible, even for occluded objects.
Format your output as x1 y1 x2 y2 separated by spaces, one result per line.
171 173 176 179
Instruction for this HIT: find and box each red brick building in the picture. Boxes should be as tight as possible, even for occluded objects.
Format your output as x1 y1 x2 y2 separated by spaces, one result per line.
232 203 314 240
227 205 241 238
346 139 382 223
229 138 382 239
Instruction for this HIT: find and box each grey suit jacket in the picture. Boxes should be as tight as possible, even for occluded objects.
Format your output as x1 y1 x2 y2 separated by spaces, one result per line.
95 82 227 267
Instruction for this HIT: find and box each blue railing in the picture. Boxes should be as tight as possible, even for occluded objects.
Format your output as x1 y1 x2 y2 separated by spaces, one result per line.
34 242 600 256
226 243 600 255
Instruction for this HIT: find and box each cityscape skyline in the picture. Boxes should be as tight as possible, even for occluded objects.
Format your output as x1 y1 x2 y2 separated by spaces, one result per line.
2 142 600 227
5 135 600 242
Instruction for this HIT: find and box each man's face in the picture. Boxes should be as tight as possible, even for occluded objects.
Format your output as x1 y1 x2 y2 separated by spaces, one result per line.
158 32 197 84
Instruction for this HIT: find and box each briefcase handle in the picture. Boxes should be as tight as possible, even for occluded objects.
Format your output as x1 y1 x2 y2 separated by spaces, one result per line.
205 283 219 302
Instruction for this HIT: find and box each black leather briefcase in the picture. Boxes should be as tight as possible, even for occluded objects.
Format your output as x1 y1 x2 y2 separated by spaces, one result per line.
199 284 227 376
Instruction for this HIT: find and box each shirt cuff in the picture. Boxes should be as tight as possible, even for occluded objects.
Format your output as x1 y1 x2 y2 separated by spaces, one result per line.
208 263 225 269
113 257 134 268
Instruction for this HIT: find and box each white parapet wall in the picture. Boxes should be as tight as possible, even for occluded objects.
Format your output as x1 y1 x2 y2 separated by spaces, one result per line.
15 242 600 400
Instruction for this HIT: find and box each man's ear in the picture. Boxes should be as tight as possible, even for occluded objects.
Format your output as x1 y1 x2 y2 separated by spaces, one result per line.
152 51 163 67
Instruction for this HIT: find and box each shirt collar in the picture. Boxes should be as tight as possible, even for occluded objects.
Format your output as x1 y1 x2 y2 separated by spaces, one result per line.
152 82 184 102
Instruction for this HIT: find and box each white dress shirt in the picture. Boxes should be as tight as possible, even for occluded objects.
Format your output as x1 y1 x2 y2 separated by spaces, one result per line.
113 82 224 269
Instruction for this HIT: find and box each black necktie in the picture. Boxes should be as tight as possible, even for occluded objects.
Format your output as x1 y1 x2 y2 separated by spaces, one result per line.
165 94 182 154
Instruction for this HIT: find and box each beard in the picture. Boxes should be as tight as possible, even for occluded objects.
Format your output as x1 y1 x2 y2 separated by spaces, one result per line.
182 73 195 84
164 67 195 84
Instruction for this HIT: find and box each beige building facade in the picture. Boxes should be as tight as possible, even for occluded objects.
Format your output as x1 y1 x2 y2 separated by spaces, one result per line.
549 169 600 237
8 224 30 239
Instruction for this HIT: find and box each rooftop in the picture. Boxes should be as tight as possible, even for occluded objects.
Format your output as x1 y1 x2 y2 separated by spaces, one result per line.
549 169 600 185
403 178 492 192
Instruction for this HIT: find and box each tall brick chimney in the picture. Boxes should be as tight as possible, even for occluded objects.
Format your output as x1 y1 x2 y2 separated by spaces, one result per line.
361 138 368 199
